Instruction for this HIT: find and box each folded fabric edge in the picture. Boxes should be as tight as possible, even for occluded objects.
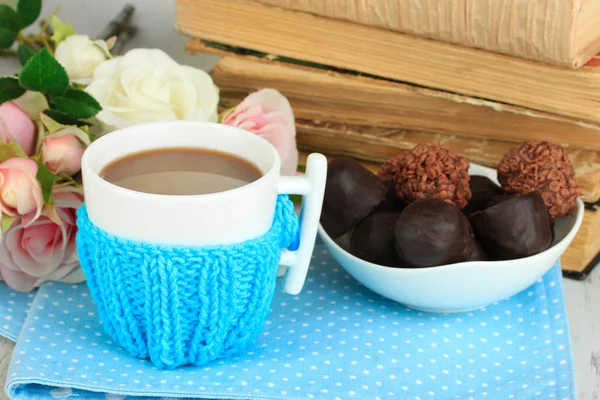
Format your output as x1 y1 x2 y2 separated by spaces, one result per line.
5 378 285 400
0 329 17 342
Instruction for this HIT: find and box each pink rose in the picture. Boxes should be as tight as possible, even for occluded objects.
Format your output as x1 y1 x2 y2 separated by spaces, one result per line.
0 102 36 156
42 133 87 175
0 186 84 292
223 89 299 176
0 158 43 222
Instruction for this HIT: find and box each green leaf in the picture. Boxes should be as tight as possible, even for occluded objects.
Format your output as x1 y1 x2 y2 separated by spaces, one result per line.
51 88 101 119
0 141 27 162
19 48 69 96
33 119 44 154
57 172 77 184
35 159 56 205
41 112 91 145
16 0 40 28
43 109 88 127
17 43 36 66
40 112 64 134
47 125 91 146
0 5 19 49
0 77 25 105
297 164 307 173
50 15 75 45
1 214 17 232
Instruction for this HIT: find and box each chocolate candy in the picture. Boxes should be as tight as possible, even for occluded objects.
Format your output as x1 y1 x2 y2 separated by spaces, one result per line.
462 175 503 216
378 153 406 182
394 143 472 209
334 229 354 252
486 194 514 209
320 158 386 238
375 181 408 213
394 198 474 268
468 240 489 262
470 192 552 260
497 141 580 218
351 212 401 266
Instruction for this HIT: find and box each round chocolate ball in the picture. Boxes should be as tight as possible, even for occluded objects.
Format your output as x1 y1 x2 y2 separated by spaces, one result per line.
334 229 354 252
486 194 514 209
470 192 552 260
377 153 407 182
351 212 401 267
394 198 474 268
395 143 471 209
468 240 489 262
462 175 503 216
374 181 408 213
320 158 386 238
497 141 580 218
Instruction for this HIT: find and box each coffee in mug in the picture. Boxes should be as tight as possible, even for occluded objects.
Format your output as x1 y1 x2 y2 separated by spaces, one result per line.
81 121 327 294
100 148 262 195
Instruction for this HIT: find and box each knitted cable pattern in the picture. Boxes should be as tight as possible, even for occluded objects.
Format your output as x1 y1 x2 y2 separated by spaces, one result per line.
76 195 299 370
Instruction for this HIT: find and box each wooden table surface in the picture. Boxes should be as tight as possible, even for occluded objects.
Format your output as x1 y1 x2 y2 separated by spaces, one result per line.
1 265 599 399
0 337 14 400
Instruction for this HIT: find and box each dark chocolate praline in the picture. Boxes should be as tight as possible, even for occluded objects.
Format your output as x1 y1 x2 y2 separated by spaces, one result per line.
486 194 514 209
462 175 503 216
394 198 474 268
497 141 580 218
470 192 552 260
394 143 472 209
351 212 401 267
468 240 489 262
374 181 408 214
320 158 386 238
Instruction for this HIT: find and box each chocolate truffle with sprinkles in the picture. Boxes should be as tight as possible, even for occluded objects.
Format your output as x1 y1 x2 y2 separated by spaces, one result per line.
497 141 579 218
394 143 472 209
377 153 407 182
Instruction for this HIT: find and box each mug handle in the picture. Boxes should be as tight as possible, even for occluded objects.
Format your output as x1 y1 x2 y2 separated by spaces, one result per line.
277 153 327 295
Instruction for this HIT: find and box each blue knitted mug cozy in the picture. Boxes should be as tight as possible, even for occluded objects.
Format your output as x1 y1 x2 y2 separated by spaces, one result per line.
76 195 299 370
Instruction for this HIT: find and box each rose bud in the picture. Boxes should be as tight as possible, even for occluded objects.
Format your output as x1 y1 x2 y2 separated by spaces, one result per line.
54 34 111 84
42 133 86 176
0 102 36 156
0 157 43 219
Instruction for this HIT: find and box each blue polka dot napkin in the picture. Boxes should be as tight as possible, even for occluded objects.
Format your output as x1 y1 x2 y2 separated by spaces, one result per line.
0 283 34 341
5 246 575 400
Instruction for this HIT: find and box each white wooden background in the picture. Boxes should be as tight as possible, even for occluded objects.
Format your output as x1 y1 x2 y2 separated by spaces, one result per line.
0 0 598 399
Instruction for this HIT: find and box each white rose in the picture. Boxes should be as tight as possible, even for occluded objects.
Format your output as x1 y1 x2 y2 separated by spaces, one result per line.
54 35 111 84
85 49 219 130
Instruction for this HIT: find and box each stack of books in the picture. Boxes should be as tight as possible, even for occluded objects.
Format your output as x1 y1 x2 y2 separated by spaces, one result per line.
175 0 600 278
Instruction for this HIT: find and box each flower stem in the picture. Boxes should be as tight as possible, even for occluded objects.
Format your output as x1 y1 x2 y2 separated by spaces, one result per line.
19 35 50 43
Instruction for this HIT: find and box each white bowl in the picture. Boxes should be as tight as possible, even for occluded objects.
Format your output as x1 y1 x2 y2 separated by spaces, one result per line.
318 164 584 313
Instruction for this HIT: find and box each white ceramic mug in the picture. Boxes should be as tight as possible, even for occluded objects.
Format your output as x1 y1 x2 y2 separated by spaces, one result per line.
81 121 327 295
